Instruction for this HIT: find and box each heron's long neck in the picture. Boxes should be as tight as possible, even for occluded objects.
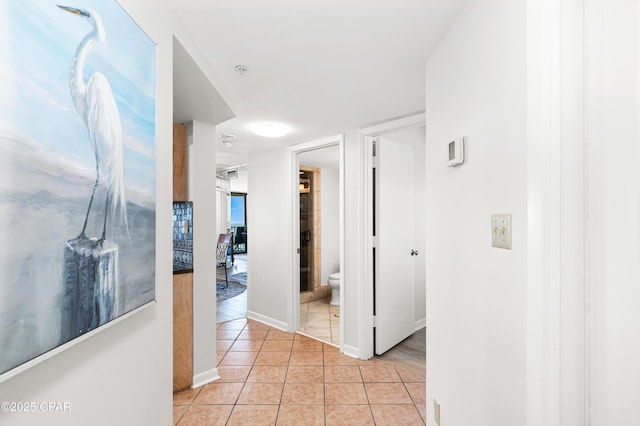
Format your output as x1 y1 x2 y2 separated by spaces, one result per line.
70 31 97 125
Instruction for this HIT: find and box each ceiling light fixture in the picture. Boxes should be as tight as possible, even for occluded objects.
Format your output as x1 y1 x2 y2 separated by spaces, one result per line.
250 123 289 138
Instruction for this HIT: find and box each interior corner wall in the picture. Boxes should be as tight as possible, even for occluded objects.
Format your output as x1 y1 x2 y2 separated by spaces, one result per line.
247 147 291 327
0 1 174 424
424 0 527 424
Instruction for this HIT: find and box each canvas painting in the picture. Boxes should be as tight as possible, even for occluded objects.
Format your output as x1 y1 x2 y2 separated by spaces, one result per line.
0 0 156 379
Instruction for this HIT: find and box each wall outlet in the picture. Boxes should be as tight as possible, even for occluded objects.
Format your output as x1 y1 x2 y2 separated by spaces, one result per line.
491 213 512 249
434 398 441 425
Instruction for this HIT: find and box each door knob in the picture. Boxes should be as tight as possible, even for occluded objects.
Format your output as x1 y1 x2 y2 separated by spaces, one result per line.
411 249 419 256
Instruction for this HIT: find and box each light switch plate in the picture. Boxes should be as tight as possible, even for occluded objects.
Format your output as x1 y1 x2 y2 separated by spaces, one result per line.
434 399 441 425
492 214 512 249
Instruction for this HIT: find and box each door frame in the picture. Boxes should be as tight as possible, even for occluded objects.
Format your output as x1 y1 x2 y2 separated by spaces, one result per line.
287 134 345 348
358 112 426 359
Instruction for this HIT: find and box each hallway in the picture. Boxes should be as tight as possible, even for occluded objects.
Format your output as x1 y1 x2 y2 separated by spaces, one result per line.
173 318 426 425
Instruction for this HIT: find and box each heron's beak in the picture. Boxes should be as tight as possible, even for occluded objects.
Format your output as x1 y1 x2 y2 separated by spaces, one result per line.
57 5 90 18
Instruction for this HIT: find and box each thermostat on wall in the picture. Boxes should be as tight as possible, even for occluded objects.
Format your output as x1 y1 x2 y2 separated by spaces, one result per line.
447 137 464 167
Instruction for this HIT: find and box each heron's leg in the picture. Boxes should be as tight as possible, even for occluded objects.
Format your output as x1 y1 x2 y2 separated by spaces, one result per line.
79 163 100 238
99 193 109 244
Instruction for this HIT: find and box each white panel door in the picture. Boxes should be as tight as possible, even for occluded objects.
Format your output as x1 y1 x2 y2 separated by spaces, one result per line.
375 137 416 355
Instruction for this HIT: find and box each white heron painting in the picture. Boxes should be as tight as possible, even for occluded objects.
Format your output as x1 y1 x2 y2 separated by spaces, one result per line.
0 0 156 379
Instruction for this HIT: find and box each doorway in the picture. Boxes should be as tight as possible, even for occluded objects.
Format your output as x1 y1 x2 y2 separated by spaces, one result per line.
290 135 344 347
358 113 427 359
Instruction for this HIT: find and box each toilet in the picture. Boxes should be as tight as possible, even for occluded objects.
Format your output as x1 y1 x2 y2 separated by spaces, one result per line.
328 272 341 305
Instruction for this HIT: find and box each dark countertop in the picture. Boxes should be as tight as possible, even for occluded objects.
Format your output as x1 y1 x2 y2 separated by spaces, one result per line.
173 261 193 275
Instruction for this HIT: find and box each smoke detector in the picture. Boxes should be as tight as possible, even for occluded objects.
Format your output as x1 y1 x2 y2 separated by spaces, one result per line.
219 133 238 147
234 65 249 75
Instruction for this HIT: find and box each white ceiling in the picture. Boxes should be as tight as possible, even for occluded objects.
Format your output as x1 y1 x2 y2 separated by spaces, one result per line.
168 0 468 169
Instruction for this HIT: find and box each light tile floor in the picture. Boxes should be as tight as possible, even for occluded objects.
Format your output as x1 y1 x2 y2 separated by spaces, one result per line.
173 318 426 425
299 298 340 346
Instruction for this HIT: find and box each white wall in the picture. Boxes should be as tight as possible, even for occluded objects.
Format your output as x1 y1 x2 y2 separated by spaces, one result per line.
190 121 219 387
246 147 291 329
384 126 426 325
230 166 248 194
588 1 640 424
424 0 527 424
320 168 340 285
0 0 174 424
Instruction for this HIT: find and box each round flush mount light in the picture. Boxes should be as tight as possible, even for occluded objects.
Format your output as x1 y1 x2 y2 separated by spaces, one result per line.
250 123 290 138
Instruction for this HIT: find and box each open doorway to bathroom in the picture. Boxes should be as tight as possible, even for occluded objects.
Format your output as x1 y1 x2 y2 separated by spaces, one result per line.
296 145 341 346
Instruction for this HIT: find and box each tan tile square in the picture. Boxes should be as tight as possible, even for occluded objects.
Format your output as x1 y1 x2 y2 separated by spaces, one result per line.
244 321 271 331
285 366 324 383
289 351 323 366
324 351 358 366
277 404 324 426
325 383 368 405
292 339 323 352
325 405 374 426
217 340 235 352
173 405 187 425
365 383 413 404
217 330 241 340
303 328 332 341
281 383 324 404
416 400 427 423
219 351 258 366
237 330 268 340
360 364 401 382
370 404 424 425
193 382 243 405
237 383 283 405
174 387 202 406
177 405 233 426
247 366 287 383
227 405 279 426
217 366 252 383
323 343 339 352
324 365 362 382
254 351 291 366
229 340 264 352
261 340 294 352
218 320 247 331
265 329 295 340
396 367 426 383
405 383 426 404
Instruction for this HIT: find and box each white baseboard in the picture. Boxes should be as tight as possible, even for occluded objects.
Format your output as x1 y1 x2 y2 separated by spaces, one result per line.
192 367 219 389
415 318 426 331
343 344 361 359
246 310 288 331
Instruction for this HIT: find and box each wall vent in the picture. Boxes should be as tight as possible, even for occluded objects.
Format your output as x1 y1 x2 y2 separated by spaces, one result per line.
226 168 239 180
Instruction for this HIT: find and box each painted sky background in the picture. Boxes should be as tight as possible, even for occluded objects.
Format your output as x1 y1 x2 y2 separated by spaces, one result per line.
0 0 156 202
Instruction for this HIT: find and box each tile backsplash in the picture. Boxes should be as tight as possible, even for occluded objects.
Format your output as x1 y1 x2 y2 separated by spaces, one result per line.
173 201 192 266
